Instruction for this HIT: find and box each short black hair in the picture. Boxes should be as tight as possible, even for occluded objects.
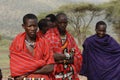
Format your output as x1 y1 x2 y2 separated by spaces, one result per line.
96 21 107 29
46 14 56 22
56 13 67 21
38 19 49 30
23 13 38 24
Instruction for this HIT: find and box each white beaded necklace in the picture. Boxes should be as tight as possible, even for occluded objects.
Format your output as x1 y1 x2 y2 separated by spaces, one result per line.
25 40 35 48
61 35 67 45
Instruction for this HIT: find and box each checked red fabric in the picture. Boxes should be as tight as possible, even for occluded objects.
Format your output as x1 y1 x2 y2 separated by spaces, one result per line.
41 28 83 80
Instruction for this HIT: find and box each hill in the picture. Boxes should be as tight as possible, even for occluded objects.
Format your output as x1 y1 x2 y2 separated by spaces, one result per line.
0 0 110 38
0 0 83 38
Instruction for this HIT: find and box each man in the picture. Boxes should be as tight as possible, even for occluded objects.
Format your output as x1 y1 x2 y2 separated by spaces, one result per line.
38 14 56 37
39 13 82 80
80 21 120 80
10 13 54 80
45 14 57 28
38 19 52 34
0 69 2 80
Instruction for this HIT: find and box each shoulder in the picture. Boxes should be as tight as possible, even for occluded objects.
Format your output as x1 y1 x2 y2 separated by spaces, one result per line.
66 32 74 39
37 36 50 46
83 35 96 45
13 32 25 40
13 32 25 42
106 34 119 43
9 32 25 50
85 35 95 41
45 28 59 41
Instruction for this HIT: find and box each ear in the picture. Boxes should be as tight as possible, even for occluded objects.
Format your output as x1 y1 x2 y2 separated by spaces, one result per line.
95 28 97 31
22 24 25 29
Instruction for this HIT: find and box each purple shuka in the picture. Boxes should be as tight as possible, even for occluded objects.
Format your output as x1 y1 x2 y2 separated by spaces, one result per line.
80 34 120 80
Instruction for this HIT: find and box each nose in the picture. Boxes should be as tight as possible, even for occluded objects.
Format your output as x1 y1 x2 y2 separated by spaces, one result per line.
61 23 64 27
31 26 36 30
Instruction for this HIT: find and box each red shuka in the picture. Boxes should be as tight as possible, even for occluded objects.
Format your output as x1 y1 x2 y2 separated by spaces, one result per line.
10 32 54 79
40 28 82 80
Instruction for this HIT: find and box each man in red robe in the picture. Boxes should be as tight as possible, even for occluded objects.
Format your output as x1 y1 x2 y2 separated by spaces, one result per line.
9 13 54 80
38 13 82 80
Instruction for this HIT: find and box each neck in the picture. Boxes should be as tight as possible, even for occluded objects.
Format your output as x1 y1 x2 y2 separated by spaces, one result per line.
58 29 66 36
26 34 36 43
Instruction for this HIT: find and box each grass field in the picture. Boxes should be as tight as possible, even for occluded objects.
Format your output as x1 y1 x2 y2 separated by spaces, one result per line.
0 48 10 79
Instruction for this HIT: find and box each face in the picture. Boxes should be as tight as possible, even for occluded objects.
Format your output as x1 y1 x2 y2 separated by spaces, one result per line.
22 19 38 39
47 20 53 28
42 22 49 34
57 15 68 33
46 17 55 28
95 25 106 38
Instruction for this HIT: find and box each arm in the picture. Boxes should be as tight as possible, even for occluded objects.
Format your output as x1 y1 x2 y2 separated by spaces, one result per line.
45 33 66 62
12 64 54 80
54 53 66 61
54 52 74 64
69 35 83 73
33 64 54 74
80 40 88 76
33 39 55 74
10 38 46 77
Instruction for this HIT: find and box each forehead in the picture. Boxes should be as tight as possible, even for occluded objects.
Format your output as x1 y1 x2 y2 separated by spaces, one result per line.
25 19 37 24
97 25 106 30
58 15 67 21
46 17 51 20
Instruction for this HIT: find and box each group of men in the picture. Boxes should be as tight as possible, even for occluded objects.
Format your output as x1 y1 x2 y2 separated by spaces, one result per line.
9 12 120 80
9 13 82 80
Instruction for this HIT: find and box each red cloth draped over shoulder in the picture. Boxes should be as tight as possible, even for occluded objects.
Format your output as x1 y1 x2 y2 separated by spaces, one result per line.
43 28 83 80
10 32 54 79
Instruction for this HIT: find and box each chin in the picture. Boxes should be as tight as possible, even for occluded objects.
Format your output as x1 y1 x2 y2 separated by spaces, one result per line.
30 35 36 38
99 35 105 38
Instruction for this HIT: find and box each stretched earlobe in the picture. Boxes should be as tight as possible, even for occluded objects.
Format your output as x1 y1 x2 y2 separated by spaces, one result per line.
22 24 25 29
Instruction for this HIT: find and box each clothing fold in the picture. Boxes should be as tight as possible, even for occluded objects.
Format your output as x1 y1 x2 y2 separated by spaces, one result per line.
80 34 120 80
10 32 54 79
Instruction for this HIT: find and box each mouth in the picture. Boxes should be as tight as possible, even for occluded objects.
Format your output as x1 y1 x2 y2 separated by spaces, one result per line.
30 32 36 35
99 35 105 38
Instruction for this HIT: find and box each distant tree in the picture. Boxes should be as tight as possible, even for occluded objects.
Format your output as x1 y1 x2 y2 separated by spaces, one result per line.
0 35 1 41
58 3 104 45
103 0 120 41
38 12 48 20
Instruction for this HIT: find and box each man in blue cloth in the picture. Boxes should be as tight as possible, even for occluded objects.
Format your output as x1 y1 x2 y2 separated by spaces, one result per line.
80 21 120 80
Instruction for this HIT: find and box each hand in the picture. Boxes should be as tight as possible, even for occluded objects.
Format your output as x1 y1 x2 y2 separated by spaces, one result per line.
54 53 66 61
14 74 29 80
56 59 74 64
66 59 74 64
55 60 64 64
15 76 25 80
64 52 70 60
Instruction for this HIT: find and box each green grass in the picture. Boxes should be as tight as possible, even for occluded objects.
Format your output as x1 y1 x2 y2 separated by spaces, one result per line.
0 49 10 79
0 38 10 79
0 38 11 49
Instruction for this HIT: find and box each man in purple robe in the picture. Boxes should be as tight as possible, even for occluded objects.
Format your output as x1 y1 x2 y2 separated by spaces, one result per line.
80 21 120 80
